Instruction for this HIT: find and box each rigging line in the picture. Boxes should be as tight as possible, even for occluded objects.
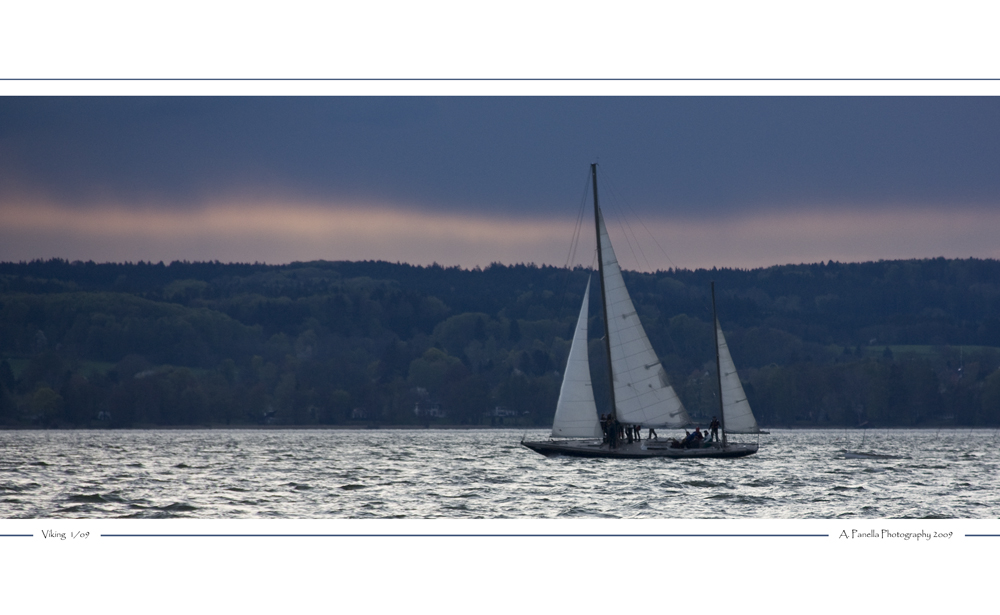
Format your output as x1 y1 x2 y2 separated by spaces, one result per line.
625 200 678 272
564 169 593 269
557 252 598 338
556 170 597 320
604 189 647 276
602 167 677 272
616 201 654 273
624 217 652 273
603 171 655 273
600 170 652 273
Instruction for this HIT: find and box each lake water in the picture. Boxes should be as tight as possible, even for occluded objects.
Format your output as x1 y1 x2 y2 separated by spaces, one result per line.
1 428 997 519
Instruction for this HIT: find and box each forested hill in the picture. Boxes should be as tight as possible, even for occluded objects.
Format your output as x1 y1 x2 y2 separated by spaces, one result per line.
2 257 1000 428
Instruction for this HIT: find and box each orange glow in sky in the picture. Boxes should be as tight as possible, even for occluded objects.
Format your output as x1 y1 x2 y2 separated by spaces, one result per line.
2 198 998 271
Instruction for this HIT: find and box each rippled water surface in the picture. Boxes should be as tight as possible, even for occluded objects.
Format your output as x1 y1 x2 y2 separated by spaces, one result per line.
1 428 997 519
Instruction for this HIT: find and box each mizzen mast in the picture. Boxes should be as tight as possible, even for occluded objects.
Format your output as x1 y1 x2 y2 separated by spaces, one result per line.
711 281 728 448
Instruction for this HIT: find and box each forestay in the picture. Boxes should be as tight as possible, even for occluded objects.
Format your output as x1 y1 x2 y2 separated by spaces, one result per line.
597 209 691 428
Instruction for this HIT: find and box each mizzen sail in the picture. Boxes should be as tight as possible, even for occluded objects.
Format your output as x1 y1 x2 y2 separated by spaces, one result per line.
715 316 760 434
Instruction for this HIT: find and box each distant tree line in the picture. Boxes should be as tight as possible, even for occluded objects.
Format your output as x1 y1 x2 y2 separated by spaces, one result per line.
2 257 1000 428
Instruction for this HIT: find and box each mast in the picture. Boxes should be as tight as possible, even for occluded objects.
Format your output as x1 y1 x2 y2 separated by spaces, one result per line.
711 281 728 448
592 163 618 425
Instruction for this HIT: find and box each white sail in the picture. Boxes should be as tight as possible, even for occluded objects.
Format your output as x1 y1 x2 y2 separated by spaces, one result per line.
715 317 760 434
552 279 602 438
597 208 691 428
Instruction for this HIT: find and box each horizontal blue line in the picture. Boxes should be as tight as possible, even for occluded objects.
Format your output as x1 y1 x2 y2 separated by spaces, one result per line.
0 534 33 537
101 533 828 538
966 534 1000 537
1 78 999 82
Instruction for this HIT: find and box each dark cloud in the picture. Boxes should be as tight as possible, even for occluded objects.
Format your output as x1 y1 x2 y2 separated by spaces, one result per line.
2 96 999 215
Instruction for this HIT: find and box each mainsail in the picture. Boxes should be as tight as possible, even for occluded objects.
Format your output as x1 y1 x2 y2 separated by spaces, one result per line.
715 316 760 434
597 207 691 429
551 279 602 438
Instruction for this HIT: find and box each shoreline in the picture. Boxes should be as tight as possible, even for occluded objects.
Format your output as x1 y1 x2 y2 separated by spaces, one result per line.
0 424 995 431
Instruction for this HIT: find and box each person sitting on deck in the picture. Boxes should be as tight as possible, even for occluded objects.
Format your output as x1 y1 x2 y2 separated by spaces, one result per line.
687 428 704 448
682 429 696 448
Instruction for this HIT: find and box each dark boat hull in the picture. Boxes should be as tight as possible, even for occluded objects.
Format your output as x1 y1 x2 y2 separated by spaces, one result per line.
521 439 758 459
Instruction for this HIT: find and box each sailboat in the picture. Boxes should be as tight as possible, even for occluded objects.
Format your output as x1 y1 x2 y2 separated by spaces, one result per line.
521 164 761 459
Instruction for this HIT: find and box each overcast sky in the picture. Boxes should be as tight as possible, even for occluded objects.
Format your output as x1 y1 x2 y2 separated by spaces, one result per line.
2 96 999 271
